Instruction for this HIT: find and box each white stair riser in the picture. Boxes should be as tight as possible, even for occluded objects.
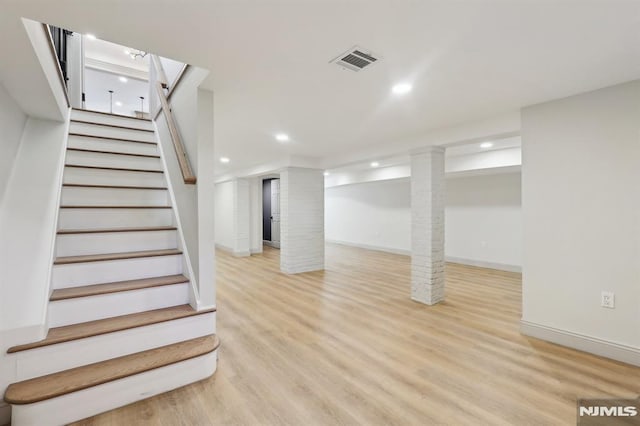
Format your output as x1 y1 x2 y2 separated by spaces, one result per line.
56 230 178 257
48 283 190 327
14 312 215 380
10 351 217 426
58 208 173 230
69 122 156 143
63 166 166 187
68 135 158 156
70 110 154 131
66 150 162 171
52 255 183 288
61 187 169 206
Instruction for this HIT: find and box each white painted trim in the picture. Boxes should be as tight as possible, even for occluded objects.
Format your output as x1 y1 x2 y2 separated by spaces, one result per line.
250 248 263 254
445 256 521 273
325 239 410 256
40 109 71 333
215 243 233 253
153 120 199 307
520 320 640 367
214 243 250 257
263 240 280 249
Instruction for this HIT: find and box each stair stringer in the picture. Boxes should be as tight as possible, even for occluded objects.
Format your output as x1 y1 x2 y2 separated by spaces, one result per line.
152 120 201 309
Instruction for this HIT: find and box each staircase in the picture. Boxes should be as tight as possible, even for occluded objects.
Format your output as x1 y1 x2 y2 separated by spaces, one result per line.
3 109 218 426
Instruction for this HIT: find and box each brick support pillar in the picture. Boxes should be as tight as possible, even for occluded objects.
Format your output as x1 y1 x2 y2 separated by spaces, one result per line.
410 147 446 305
232 178 250 257
280 167 325 274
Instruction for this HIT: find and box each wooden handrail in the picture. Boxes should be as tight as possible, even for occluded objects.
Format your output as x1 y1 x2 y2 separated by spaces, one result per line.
154 64 189 120
153 80 196 184
150 55 169 89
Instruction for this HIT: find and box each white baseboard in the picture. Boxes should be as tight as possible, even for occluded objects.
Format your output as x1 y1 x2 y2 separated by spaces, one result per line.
445 256 521 273
325 240 521 273
215 244 253 257
215 243 233 253
263 240 280 249
521 320 640 367
325 239 410 256
0 402 10 426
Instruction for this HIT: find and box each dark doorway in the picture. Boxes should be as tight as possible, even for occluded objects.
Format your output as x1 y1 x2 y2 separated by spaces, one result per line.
262 179 272 241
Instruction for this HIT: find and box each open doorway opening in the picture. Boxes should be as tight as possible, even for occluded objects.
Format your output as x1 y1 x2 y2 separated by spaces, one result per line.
262 177 280 249
45 25 188 120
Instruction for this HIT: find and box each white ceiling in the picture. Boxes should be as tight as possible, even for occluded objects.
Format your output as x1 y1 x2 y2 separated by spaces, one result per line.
3 0 640 176
84 37 149 75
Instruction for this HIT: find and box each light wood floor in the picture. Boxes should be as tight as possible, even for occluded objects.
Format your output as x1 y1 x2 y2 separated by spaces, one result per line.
74 244 640 425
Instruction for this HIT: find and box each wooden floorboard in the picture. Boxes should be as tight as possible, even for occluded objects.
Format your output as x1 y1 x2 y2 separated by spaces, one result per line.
71 244 640 425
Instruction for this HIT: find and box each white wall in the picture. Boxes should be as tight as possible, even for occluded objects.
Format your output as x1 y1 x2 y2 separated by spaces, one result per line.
521 80 640 358
326 179 411 254
325 172 522 271
0 116 69 419
446 173 521 270
0 84 27 205
214 181 234 251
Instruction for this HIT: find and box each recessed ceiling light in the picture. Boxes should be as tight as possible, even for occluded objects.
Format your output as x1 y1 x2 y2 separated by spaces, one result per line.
219 157 230 163
275 133 290 142
323 171 330 176
392 83 412 95
86 34 97 40
370 161 380 168
115 101 123 107
480 142 494 149
118 76 128 83
124 49 131 55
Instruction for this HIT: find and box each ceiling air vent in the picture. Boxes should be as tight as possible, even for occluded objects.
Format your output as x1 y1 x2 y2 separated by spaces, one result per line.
330 46 379 72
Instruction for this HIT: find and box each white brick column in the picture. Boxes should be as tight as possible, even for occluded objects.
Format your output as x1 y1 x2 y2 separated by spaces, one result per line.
232 178 250 257
248 178 263 254
411 147 446 305
280 167 325 274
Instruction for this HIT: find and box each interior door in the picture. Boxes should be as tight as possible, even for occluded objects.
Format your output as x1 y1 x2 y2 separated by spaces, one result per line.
270 179 280 248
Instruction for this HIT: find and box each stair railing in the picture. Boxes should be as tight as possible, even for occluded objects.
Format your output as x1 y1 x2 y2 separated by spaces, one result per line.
150 54 196 184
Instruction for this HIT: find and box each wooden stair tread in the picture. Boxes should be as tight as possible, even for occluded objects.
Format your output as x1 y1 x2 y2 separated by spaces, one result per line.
60 205 172 209
58 226 177 235
68 133 157 145
70 119 155 133
4 335 219 404
67 147 160 159
65 164 163 173
49 274 189 301
71 108 152 122
54 249 182 265
7 304 214 353
63 183 167 190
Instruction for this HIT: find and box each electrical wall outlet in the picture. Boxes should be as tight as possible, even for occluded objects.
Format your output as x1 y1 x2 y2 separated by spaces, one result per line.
601 291 615 309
